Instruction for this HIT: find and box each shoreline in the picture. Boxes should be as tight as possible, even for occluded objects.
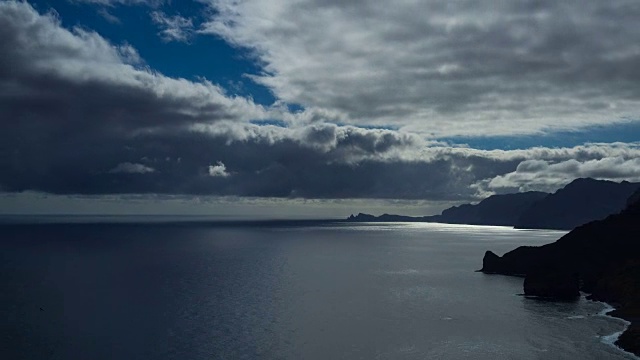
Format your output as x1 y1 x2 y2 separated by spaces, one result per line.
588 297 639 359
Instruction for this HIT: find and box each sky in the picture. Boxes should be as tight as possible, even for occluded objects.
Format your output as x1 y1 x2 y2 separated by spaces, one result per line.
1 0 640 218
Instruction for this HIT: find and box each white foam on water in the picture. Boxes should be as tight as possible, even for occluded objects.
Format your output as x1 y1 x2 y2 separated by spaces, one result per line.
599 302 617 316
602 330 626 347
592 300 639 359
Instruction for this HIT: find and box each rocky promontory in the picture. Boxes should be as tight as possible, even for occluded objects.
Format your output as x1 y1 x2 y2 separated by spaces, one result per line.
480 189 640 355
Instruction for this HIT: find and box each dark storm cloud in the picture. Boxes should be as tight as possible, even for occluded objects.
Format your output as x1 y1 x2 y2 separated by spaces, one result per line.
0 124 518 200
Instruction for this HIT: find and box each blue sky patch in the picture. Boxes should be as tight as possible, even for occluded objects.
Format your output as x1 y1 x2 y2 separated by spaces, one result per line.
443 121 640 150
29 0 277 105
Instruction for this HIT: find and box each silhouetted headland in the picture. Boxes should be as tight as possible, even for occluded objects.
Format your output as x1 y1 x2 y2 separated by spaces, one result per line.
480 189 640 356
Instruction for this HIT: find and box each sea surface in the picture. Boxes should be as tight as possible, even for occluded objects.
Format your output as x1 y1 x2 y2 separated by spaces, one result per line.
1 218 636 360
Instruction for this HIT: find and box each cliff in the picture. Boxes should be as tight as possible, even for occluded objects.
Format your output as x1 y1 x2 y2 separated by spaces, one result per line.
481 189 640 355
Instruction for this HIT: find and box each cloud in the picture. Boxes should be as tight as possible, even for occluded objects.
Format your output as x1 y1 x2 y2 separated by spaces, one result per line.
97 8 121 24
109 162 155 174
0 2 268 124
200 0 640 136
150 11 194 43
1 1 640 204
69 0 166 7
208 161 230 177
479 156 640 193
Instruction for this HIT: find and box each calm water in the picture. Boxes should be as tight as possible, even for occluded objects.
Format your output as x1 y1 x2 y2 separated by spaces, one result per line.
0 220 636 359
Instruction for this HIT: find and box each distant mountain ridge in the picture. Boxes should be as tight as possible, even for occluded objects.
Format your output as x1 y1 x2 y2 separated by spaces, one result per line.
514 178 640 230
433 191 548 226
347 191 548 225
347 213 426 222
347 178 640 230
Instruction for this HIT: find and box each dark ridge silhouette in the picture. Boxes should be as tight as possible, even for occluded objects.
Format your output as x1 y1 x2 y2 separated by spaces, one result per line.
480 188 640 356
347 178 640 231
431 191 548 226
515 178 640 230
346 213 424 222
347 191 548 225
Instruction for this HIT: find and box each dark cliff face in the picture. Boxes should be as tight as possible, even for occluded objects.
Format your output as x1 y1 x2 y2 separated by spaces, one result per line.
523 272 580 300
482 198 640 285
515 178 640 230
481 189 640 355
480 247 542 275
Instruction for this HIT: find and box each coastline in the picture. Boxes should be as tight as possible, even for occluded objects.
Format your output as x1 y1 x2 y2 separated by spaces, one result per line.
593 299 639 359
590 299 638 359
480 195 640 358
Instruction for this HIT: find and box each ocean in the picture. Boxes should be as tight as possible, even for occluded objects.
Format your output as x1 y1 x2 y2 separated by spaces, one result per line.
0 218 636 359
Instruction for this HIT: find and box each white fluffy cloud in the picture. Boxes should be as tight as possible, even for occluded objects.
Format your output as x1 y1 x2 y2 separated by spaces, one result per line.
0 1 268 125
480 156 640 193
200 0 640 136
208 161 230 177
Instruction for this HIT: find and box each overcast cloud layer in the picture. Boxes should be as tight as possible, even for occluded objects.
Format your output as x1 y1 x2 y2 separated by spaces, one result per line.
1 1 640 208
202 0 640 135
